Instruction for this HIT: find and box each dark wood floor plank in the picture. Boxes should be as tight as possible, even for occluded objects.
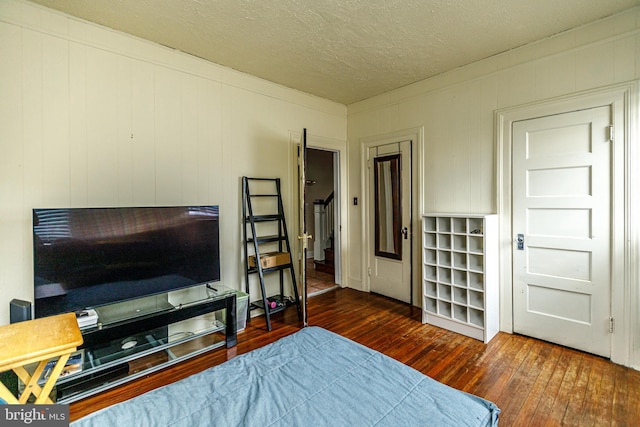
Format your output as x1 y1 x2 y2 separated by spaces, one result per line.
611 363 629 426
624 362 640 426
497 339 549 426
475 335 536 402
453 332 514 394
542 349 584 426
69 288 640 426
562 352 592 425
512 344 562 425
584 357 614 426
526 348 571 427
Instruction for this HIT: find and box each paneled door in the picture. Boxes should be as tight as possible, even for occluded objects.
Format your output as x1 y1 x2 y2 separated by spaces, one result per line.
368 141 412 303
512 106 612 357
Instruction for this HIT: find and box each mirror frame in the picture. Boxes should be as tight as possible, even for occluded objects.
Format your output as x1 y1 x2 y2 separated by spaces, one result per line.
373 154 402 260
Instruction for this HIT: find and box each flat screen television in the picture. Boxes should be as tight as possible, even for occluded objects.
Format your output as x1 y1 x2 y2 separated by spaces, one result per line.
33 206 220 319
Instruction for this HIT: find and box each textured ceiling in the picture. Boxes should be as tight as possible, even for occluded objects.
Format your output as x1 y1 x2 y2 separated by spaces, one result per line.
27 0 640 104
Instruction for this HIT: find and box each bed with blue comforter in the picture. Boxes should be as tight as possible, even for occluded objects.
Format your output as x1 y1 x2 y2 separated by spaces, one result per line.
72 326 499 426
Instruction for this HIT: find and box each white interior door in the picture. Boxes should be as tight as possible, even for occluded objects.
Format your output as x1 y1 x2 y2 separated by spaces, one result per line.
368 141 411 303
512 106 612 357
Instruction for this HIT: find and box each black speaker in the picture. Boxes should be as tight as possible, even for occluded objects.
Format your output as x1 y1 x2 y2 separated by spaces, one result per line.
9 299 32 324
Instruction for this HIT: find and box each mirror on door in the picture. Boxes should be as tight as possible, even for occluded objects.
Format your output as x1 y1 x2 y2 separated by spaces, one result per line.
374 154 402 260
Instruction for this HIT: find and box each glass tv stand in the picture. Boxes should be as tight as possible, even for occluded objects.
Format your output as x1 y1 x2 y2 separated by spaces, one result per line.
51 286 237 404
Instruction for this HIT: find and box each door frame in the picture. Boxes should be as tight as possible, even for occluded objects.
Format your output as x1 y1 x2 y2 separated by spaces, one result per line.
289 131 347 294
360 127 424 305
305 146 343 286
495 81 638 367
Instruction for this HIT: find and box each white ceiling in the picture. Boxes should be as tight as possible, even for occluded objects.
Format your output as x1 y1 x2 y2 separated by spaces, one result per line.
27 0 640 105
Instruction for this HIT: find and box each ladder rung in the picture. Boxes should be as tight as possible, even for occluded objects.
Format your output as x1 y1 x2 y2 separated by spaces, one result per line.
246 214 281 222
249 194 278 197
250 294 290 314
248 235 285 244
247 264 292 274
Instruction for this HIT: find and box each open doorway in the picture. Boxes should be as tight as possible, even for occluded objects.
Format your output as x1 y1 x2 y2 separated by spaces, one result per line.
306 147 340 296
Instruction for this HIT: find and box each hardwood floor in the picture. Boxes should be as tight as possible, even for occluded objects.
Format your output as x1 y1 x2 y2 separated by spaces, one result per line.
306 257 338 295
70 288 640 426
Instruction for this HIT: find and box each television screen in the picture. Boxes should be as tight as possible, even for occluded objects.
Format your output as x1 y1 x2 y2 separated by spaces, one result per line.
33 206 220 318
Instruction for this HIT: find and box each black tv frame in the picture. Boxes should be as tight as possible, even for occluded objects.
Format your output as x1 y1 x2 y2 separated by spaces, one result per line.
33 205 221 319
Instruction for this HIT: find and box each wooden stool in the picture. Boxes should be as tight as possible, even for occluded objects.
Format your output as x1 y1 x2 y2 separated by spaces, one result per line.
0 312 83 404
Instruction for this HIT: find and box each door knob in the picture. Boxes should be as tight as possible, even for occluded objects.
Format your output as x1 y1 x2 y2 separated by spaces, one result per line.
298 233 312 249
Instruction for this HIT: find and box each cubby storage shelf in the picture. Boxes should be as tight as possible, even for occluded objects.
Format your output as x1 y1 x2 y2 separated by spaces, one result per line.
421 214 499 343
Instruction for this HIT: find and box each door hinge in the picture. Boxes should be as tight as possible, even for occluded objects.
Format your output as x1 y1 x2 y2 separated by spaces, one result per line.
609 316 615 334
608 125 614 142
367 267 372 277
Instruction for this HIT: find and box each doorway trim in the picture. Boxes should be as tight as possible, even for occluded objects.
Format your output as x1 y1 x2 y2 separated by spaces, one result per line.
360 127 424 305
495 81 638 367
289 131 347 289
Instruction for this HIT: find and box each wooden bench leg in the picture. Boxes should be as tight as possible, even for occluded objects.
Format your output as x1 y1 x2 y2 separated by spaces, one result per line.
0 381 18 404
37 353 70 404
13 359 58 404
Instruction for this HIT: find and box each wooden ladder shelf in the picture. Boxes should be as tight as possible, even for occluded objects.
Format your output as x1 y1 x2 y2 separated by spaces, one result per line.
242 177 301 331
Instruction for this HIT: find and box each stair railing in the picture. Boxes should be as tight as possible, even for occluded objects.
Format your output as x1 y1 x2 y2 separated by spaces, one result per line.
313 192 334 261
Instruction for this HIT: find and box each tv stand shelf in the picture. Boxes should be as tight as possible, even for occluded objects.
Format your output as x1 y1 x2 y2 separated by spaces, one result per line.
52 290 237 404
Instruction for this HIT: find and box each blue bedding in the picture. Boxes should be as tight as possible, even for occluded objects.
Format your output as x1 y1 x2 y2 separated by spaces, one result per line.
72 327 500 426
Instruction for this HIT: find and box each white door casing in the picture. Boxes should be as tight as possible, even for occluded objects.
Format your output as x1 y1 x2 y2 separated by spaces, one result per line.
496 82 636 367
512 106 612 357
367 140 412 303
289 130 347 301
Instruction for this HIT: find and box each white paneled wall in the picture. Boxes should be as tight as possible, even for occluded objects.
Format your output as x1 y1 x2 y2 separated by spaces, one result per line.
2 0 638 368
347 8 640 368
0 0 346 324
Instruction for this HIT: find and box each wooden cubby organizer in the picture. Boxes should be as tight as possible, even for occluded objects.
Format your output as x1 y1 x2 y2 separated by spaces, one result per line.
421 214 498 343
